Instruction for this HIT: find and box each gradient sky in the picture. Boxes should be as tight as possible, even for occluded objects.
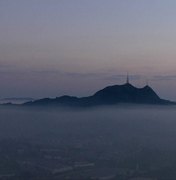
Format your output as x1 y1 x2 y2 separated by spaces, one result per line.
1 0 176 100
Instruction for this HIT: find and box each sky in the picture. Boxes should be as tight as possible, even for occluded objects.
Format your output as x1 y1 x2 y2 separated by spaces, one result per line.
1 0 176 100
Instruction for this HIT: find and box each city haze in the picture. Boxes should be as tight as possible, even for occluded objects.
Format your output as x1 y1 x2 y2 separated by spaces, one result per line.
0 106 176 179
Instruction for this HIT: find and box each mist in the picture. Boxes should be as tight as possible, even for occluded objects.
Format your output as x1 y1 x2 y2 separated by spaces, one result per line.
1 105 176 141
1 105 176 179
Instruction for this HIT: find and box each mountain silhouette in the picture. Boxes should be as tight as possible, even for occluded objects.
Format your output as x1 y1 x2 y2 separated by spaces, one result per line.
24 82 174 107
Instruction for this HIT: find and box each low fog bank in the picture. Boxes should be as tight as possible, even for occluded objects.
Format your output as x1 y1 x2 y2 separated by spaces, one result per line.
2 105 176 179
0 105 176 150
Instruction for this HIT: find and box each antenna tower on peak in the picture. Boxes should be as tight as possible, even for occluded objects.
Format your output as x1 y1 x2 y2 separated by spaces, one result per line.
126 72 129 84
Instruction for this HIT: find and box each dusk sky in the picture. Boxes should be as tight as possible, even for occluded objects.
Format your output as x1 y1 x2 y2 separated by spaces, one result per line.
1 0 176 100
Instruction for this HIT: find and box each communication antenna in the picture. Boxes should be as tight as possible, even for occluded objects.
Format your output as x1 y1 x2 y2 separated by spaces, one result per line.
126 72 129 84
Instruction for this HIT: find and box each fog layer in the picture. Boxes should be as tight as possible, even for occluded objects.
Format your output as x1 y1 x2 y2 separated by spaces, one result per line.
1 105 176 179
0 105 176 149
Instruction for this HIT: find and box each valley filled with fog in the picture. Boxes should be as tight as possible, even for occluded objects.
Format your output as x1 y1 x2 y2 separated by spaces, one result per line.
1 105 176 180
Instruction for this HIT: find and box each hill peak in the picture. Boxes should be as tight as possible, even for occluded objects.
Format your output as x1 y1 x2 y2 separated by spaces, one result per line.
23 83 174 107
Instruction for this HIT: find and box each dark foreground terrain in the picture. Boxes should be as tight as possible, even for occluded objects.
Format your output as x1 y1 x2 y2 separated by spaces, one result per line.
0 105 176 180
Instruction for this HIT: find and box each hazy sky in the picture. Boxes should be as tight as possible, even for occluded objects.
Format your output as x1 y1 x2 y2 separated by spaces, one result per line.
1 0 176 100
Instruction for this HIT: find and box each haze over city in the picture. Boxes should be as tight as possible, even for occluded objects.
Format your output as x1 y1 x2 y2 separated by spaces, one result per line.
1 0 176 100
